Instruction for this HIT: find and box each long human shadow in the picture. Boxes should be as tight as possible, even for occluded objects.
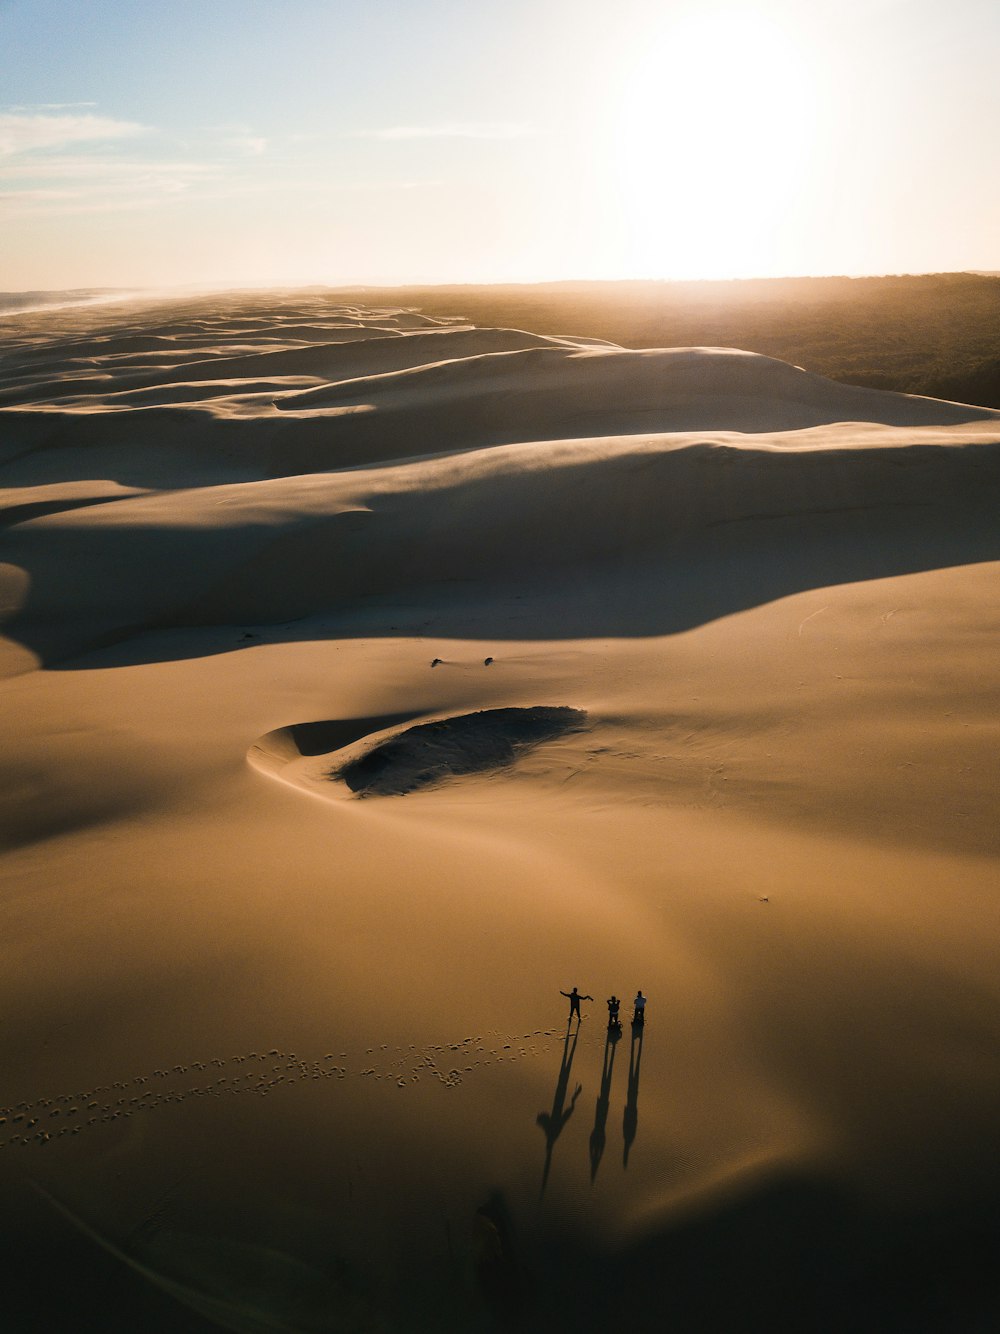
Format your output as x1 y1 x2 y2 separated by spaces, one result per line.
589 1026 621 1183
537 1022 583 1197
623 1022 644 1170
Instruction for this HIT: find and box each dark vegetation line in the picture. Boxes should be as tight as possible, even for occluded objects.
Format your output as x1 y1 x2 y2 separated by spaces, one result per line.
0 288 129 314
324 273 1000 410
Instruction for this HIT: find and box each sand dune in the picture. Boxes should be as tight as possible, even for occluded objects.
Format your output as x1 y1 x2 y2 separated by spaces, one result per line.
275 340 995 429
0 327 619 408
3 298 993 493
1 291 999 1332
3 422 997 666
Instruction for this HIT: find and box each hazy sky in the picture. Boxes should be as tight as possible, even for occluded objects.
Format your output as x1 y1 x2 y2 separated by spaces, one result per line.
1 0 998 288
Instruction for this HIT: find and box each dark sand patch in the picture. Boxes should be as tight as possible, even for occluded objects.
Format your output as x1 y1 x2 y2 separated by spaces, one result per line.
335 706 588 796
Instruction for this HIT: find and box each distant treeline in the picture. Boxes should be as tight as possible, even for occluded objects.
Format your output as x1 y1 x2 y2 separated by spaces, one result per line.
0 289 127 314
328 273 1000 410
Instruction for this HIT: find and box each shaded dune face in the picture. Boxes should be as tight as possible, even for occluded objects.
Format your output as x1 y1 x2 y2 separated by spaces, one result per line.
273 342 987 440
334 706 589 796
247 707 589 804
247 711 423 780
4 429 999 668
2 296 996 495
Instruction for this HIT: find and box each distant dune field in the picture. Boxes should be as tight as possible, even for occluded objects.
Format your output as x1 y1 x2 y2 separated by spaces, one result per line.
1 290 999 1333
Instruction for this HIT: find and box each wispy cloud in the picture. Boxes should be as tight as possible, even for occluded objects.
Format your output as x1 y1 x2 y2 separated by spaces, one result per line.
4 102 99 113
0 112 145 156
0 187 79 203
206 122 271 157
227 134 269 156
0 109 446 220
0 109 240 217
0 155 217 181
354 121 533 141
0 141 222 218
0 161 436 218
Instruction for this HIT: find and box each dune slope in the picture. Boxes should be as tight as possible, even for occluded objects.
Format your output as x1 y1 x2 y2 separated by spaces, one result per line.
1 291 999 1334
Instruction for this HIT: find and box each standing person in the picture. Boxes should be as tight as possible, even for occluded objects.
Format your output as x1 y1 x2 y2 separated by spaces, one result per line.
560 987 592 1023
632 990 647 1025
606 995 621 1029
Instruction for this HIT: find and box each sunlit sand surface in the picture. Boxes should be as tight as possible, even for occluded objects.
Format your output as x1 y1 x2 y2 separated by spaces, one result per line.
1 290 999 1331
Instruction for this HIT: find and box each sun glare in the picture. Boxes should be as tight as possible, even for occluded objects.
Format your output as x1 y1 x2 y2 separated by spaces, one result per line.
607 8 817 279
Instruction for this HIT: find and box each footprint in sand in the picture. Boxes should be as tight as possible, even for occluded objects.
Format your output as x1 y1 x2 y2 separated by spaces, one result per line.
1 1028 585 1151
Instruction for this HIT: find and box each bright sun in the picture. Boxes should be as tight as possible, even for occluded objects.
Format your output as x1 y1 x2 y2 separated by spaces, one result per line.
607 8 817 279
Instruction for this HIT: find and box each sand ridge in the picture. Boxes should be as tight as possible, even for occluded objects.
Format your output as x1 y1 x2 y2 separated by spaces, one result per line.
3 424 997 668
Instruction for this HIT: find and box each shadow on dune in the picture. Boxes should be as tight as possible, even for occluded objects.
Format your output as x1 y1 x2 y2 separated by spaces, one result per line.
537 1023 583 1198
246 712 425 789
0 1173 377 1334
4 437 998 672
622 1022 644 1170
470 1190 530 1327
2 345 996 491
335 707 588 797
588 1026 621 1183
8 1165 1000 1333
0 491 127 528
525 1171 1000 1334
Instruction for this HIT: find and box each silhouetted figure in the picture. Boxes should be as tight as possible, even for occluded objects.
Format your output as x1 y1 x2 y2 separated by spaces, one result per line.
472 1191 526 1323
606 995 621 1030
589 1028 619 1182
560 987 593 1022
537 1024 582 1196
632 990 647 1026
623 1022 644 1168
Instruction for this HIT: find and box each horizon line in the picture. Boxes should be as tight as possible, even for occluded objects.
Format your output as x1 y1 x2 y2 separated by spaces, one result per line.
3 269 999 300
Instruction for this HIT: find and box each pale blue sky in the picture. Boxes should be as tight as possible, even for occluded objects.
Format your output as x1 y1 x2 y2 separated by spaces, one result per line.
1 0 998 287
